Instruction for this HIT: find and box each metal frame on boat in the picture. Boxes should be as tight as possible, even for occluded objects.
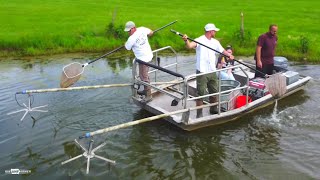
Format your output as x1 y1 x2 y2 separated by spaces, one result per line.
131 46 311 131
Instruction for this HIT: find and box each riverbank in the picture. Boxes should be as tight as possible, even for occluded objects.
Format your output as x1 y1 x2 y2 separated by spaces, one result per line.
1 0 319 62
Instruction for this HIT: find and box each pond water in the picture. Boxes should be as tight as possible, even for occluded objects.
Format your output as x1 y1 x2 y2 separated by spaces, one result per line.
0 54 319 179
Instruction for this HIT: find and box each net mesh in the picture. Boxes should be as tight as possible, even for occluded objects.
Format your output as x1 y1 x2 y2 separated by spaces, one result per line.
265 73 287 98
60 62 83 88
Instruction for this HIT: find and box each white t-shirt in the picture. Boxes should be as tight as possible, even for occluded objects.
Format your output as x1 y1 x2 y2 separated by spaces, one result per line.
194 35 224 73
125 27 153 62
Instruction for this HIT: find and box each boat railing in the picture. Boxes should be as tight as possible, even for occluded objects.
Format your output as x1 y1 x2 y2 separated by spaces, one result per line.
132 46 185 101
149 46 179 82
132 46 251 117
183 65 251 115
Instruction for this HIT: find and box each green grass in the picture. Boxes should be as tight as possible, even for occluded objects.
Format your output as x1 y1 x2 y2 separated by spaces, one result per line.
1 0 320 62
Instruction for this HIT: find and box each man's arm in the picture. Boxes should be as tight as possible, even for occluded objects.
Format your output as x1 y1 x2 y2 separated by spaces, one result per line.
147 31 154 37
125 38 133 50
182 35 197 49
256 45 262 68
222 50 234 60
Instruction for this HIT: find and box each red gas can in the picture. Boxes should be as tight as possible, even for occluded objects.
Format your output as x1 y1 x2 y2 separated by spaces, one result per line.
236 95 252 108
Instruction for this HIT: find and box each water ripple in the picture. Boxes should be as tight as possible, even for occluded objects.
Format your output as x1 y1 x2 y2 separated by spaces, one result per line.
0 57 319 179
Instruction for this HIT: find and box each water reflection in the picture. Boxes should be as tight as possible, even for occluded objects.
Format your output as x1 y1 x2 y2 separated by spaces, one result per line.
62 140 85 174
120 110 229 179
171 130 227 179
247 120 281 155
16 147 44 176
277 90 310 109
21 62 34 70
107 57 133 74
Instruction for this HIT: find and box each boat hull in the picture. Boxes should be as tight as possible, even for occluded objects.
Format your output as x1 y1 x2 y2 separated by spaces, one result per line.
132 76 311 131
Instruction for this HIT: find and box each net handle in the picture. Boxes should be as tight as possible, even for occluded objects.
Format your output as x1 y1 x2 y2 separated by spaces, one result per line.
86 46 124 66
86 20 178 66
170 29 267 77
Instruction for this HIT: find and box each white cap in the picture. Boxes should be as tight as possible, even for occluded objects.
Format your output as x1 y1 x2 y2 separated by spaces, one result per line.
204 23 220 32
124 21 135 31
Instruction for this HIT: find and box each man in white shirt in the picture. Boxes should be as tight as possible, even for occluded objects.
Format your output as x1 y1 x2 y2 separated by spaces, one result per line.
124 21 154 101
182 23 234 117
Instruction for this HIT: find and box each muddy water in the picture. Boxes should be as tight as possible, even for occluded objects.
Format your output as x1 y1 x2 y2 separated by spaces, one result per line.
0 54 319 179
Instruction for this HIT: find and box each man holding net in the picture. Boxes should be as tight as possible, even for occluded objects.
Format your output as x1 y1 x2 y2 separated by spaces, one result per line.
124 21 154 102
182 23 234 117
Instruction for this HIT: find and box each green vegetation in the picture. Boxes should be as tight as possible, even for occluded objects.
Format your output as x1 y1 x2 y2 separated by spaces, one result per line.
1 0 320 62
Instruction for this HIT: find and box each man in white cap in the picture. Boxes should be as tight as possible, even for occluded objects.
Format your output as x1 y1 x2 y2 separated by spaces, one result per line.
124 21 154 102
182 23 234 117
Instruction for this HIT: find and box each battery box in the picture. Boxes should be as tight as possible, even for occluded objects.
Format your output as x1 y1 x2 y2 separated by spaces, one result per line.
283 71 299 85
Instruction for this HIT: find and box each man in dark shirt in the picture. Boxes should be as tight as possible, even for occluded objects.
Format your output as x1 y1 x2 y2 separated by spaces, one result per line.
254 24 278 78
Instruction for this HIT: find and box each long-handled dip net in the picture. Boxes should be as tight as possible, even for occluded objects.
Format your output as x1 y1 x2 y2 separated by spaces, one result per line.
170 29 287 98
60 20 178 88
60 46 124 88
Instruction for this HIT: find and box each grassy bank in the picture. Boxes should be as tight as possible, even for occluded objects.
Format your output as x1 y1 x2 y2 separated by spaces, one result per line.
1 0 319 62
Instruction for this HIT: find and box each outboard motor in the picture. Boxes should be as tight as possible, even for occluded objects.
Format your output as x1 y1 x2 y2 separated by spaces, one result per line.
273 56 289 73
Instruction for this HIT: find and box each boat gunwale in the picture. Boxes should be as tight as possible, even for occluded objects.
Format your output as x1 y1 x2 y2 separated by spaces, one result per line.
132 75 311 131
